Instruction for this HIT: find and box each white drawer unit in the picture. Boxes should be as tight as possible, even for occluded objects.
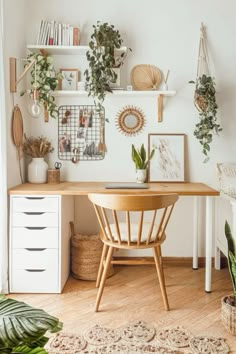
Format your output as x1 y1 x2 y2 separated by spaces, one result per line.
9 195 74 294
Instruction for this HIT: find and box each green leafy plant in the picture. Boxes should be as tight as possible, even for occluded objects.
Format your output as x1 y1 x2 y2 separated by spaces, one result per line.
21 53 62 119
189 74 222 162
132 144 155 170
224 221 236 306
0 295 62 353
84 21 130 109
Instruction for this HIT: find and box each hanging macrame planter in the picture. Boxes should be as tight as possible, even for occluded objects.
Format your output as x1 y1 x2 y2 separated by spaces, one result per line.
194 23 210 112
190 23 222 162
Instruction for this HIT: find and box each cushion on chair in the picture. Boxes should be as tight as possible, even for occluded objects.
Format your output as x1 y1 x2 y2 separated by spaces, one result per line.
105 222 161 243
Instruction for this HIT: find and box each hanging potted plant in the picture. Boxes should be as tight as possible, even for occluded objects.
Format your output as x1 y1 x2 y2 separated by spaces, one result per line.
221 221 236 335
84 21 131 109
189 74 222 162
21 52 62 120
190 24 222 162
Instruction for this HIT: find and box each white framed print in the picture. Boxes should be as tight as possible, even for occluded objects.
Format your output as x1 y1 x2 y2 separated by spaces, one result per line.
59 68 79 91
148 133 186 182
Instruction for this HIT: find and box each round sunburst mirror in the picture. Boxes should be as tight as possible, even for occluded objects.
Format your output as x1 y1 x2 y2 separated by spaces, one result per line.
116 106 145 136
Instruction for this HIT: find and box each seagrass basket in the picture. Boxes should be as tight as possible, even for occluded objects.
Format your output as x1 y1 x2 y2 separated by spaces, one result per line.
221 296 236 336
70 223 114 281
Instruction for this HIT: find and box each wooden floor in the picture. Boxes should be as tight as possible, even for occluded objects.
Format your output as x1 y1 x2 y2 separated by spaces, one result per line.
9 264 236 352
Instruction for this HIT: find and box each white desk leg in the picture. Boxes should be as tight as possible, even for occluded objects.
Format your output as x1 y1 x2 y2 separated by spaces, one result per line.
193 196 199 270
214 198 221 270
205 196 214 293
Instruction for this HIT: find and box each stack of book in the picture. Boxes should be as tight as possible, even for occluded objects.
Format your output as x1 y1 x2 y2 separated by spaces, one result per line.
37 20 80 46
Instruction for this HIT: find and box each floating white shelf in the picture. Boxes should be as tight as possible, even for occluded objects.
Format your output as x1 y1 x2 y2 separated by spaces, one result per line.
27 45 127 56
53 90 176 97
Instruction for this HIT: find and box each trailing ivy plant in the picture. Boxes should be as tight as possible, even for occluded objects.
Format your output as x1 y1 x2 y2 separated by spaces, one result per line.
84 21 130 110
189 74 222 162
21 53 62 119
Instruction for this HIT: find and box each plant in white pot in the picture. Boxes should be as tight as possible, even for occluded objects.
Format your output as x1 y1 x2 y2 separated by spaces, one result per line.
23 135 54 183
132 144 155 183
221 221 236 335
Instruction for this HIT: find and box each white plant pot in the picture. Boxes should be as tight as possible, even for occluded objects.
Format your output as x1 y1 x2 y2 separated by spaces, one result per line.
136 169 147 183
28 158 48 183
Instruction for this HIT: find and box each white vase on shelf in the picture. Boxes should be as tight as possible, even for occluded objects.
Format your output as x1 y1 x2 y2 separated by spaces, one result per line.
28 158 48 183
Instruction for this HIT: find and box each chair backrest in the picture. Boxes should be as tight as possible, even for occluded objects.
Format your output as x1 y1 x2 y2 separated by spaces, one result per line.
88 193 179 247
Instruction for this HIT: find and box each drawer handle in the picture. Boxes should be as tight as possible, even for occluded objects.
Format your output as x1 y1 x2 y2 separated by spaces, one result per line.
25 269 46 272
25 227 46 230
25 197 45 200
23 212 45 215
25 248 46 251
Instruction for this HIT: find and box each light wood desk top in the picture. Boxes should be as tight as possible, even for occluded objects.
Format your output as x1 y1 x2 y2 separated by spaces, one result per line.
8 182 219 196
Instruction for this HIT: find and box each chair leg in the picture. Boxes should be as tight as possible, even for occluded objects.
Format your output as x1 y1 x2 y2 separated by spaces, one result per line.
95 246 114 312
153 246 170 311
156 245 164 280
96 244 108 288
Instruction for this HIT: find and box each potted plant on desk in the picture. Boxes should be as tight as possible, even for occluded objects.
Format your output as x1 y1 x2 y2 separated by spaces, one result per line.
23 135 54 184
132 144 155 183
221 221 236 335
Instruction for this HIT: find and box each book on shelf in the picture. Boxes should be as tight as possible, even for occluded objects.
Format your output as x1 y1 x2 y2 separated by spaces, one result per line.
36 19 80 46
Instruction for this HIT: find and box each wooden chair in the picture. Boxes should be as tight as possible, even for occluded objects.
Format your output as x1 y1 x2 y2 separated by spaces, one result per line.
88 193 179 312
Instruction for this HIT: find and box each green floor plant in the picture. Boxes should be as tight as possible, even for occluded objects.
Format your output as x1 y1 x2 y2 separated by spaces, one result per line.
0 295 62 353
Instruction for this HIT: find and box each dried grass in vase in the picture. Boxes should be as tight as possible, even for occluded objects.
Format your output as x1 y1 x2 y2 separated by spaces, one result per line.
23 134 54 158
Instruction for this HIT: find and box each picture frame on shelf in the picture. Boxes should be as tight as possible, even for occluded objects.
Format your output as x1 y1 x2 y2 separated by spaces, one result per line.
148 133 186 182
59 68 79 91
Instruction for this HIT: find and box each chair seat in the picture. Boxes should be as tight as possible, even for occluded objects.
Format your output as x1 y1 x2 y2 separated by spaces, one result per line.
106 222 161 243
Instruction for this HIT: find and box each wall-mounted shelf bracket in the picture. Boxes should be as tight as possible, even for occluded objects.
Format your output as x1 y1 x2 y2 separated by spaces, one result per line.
9 57 35 93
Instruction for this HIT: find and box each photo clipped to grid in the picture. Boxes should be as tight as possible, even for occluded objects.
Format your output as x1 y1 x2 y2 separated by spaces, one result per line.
58 105 105 161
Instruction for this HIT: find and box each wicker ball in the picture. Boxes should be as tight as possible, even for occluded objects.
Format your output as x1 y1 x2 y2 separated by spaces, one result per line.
71 234 114 281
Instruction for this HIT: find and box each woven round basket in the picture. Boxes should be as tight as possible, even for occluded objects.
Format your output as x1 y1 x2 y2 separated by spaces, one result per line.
71 233 114 281
221 296 236 336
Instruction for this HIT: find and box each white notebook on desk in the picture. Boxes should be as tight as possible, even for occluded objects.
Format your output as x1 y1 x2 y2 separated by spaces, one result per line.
105 183 149 189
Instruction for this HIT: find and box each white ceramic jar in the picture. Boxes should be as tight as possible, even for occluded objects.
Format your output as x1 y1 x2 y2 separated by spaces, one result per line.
28 158 48 183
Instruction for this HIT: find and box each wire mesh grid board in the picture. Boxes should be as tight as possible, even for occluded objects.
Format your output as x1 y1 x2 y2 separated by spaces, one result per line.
58 105 105 161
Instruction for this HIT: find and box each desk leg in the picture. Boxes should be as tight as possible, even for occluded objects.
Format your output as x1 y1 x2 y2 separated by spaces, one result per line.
205 196 214 293
193 196 199 270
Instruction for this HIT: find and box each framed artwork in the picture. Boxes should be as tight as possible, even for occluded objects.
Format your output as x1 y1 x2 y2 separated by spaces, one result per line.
148 133 186 182
59 69 79 91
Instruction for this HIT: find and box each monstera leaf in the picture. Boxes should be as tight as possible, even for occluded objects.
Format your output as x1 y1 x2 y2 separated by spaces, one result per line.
0 296 62 352
225 221 236 297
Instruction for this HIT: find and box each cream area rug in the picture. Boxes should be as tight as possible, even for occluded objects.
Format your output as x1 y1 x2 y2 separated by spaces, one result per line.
47 320 230 354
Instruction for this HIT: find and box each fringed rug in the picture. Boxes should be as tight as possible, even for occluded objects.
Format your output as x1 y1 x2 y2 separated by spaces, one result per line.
47 320 230 354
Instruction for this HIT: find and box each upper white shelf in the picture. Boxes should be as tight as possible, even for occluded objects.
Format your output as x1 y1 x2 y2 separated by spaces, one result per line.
53 90 176 97
27 45 128 56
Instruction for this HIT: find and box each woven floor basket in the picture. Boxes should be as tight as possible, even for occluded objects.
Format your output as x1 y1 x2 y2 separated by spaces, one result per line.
221 296 236 336
71 233 114 281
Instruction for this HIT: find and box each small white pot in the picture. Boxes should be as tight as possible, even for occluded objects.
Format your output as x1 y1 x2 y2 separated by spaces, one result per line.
136 169 147 183
28 158 48 183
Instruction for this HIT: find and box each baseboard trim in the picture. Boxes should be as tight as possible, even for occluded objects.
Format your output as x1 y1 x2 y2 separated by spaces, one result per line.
112 256 227 267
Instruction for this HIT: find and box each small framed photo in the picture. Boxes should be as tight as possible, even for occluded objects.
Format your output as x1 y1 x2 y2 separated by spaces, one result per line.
148 133 186 182
59 69 79 91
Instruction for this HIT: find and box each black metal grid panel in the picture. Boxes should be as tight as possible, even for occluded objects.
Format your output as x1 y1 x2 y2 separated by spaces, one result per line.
58 105 105 161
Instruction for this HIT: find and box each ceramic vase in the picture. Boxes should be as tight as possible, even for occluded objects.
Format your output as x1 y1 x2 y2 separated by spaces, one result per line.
28 158 48 183
136 169 147 183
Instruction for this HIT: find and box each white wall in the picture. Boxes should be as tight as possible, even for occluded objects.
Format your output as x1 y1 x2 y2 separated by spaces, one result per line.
18 0 236 256
4 0 30 188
